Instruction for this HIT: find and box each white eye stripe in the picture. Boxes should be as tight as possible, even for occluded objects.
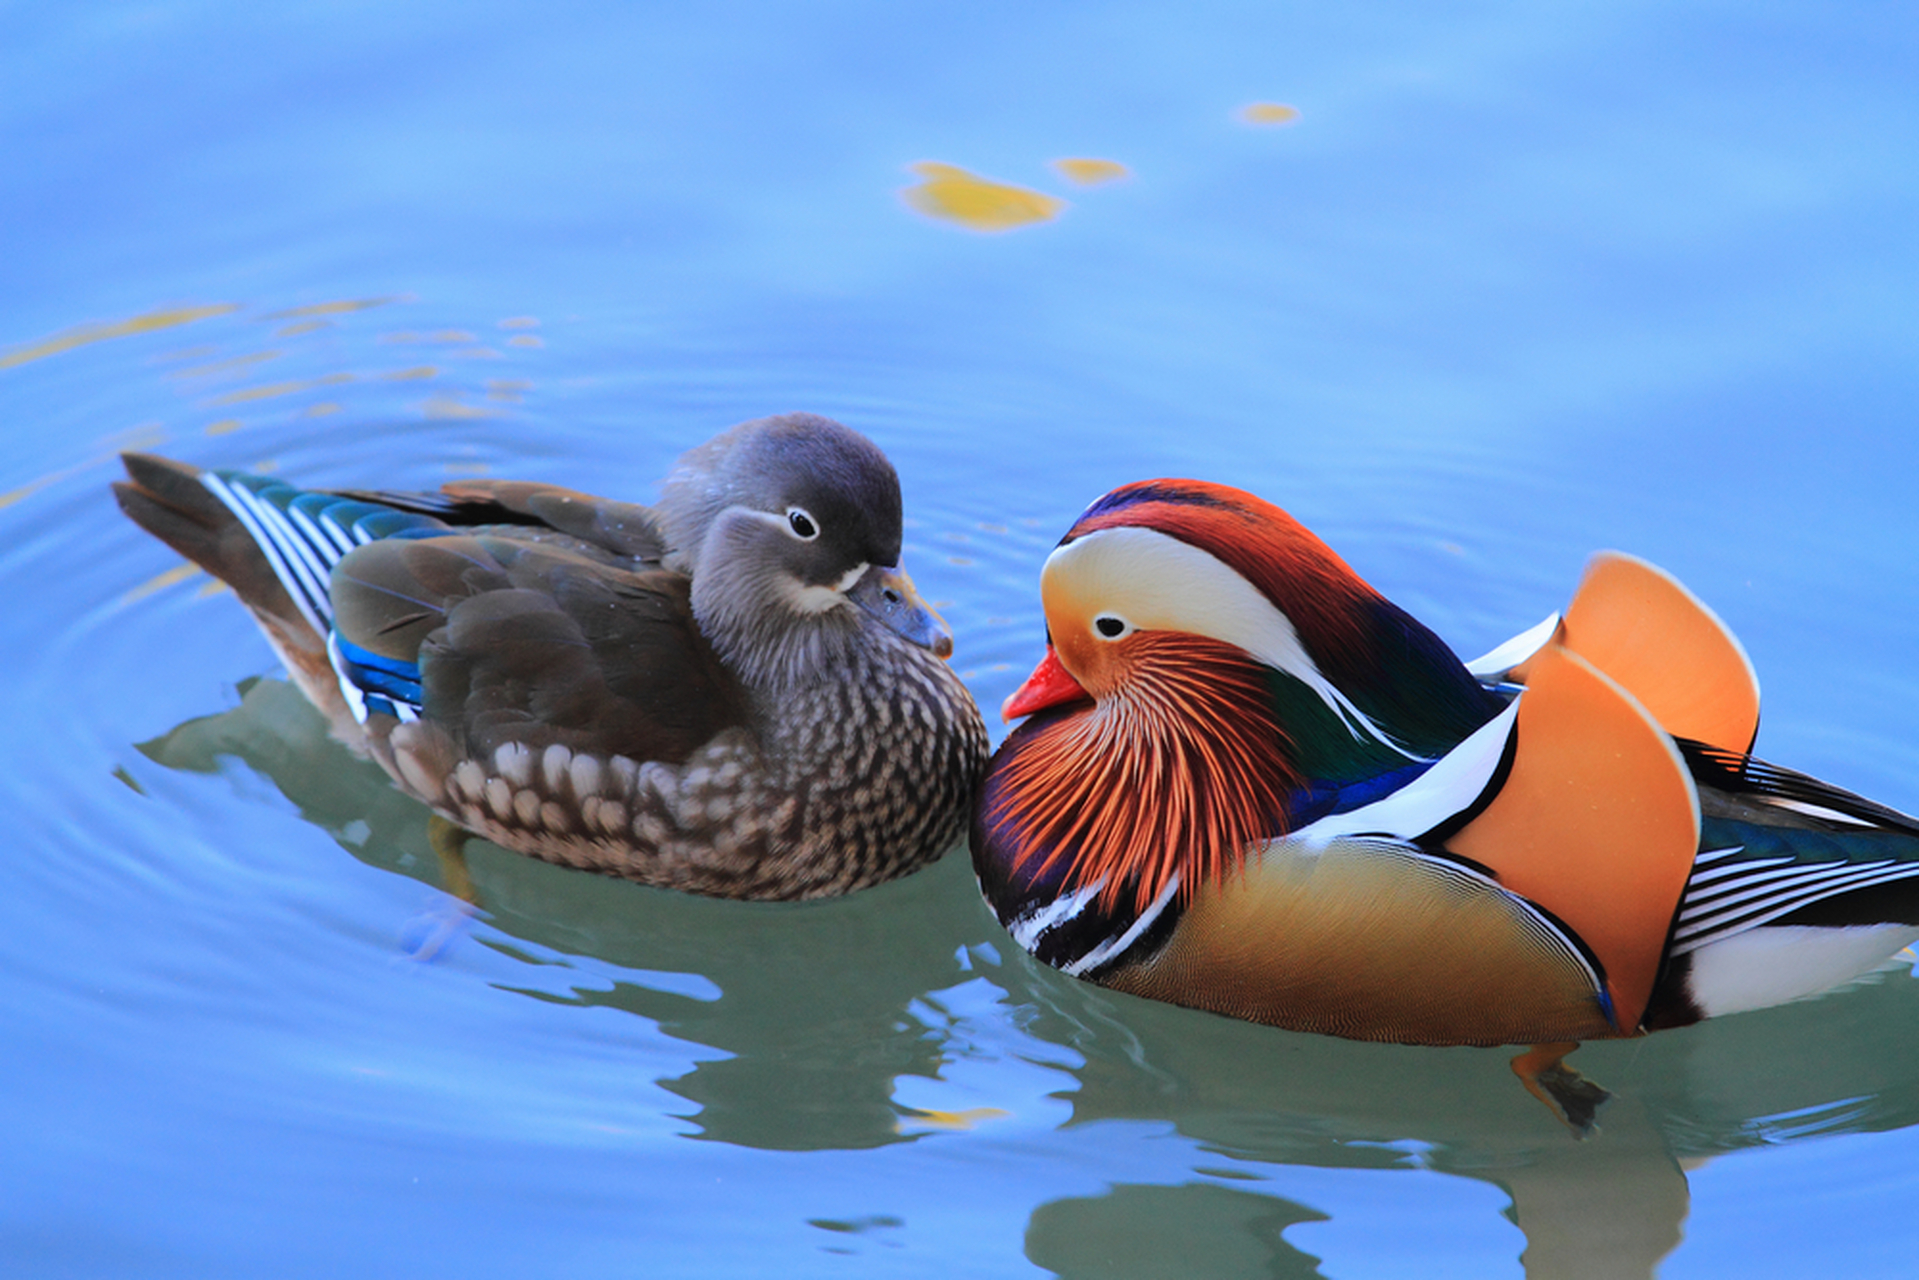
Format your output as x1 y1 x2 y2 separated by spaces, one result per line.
1044 525 1419 758
741 507 823 541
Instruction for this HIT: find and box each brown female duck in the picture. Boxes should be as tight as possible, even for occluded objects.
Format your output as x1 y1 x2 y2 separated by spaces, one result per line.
114 413 989 899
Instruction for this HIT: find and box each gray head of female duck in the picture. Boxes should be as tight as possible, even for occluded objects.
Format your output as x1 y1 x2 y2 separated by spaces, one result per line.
655 412 953 691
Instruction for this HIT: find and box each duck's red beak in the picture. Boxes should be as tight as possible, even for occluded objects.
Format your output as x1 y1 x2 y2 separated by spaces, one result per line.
1001 646 1091 722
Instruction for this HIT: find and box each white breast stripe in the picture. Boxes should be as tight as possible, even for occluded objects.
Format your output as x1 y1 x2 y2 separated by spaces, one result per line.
1289 695 1520 848
1007 879 1106 952
1061 875 1181 977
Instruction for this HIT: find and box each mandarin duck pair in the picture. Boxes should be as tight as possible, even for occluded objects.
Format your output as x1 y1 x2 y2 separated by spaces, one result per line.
118 419 1919 1117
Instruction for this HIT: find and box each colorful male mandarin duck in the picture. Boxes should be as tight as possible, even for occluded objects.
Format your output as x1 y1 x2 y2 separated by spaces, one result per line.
972 479 1919 1117
115 413 989 900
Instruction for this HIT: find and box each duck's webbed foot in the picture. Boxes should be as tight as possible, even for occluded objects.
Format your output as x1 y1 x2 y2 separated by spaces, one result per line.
402 813 482 961
1512 1041 1611 1137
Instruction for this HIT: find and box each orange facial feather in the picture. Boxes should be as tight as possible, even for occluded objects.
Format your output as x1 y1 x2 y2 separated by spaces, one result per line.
990 633 1299 914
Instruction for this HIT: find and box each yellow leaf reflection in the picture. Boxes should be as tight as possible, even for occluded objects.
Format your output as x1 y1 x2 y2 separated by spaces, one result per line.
421 395 494 420
263 296 407 320
894 1106 1011 1133
380 330 479 345
207 372 353 406
121 562 202 606
167 350 282 381
1 304 238 370
1050 158 1130 186
900 162 1064 232
1238 102 1302 126
0 473 64 511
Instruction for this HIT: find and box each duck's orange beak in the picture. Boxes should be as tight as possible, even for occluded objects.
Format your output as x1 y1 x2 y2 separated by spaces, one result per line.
1001 646 1091 722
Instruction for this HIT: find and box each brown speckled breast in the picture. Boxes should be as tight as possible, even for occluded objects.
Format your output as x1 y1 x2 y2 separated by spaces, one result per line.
364 641 988 899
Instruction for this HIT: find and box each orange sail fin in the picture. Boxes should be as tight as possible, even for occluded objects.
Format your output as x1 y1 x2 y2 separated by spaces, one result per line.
1449 644 1700 1032
1554 552 1760 754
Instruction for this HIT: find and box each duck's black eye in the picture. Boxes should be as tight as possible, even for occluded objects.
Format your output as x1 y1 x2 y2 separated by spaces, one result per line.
1094 615 1128 639
787 507 819 540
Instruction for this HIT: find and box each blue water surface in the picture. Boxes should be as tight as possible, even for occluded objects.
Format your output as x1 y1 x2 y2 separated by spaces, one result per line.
4 3 1918 1277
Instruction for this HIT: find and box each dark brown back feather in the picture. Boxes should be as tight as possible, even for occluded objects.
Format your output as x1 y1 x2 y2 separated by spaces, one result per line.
331 533 748 764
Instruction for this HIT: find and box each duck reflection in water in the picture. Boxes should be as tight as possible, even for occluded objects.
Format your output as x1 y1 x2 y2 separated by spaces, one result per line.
138 670 1919 1280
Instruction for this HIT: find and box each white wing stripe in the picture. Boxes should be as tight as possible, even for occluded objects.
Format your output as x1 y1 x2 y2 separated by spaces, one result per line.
1682 859 1871 904
1685 854 1791 887
226 481 333 614
202 474 330 636
1681 859 1903 918
1692 845 1748 866
1672 860 1919 951
252 490 338 602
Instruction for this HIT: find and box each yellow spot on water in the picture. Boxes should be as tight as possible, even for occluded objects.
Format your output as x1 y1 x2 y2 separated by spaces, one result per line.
498 316 540 330
207 372 353 405
98 422 167 452
386 366 439 381
506 334 544 349
1 304 238 369
1239 102 1301 126
305 402 342 417
382 329 478 345
264 296 407 319
422 396 494 420
900 162 1065 232
894 1106 1011 1133
204 419 244 436
486 379 531 403
274 319 330 337
121 562 202 605
194 579 232 599
0 474 59 511
168 350 282 380
1050 157 1130 186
